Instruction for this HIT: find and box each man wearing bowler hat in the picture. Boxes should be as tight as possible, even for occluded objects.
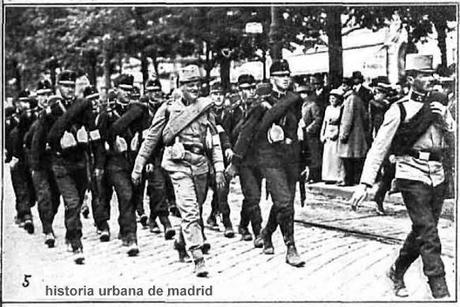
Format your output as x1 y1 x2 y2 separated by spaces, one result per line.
351 54 453 299
229 59 305 267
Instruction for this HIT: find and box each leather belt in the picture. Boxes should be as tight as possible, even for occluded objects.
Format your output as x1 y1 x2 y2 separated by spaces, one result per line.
183 144 204 155
406 149 442 162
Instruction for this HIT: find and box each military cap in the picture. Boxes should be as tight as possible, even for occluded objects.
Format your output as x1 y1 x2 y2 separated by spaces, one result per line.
341 77 354 87
210 81 224 94
405 54 435 73
270 59 291 76
83 85 99 100
18 89 31 102
36 79 53 95
295 83 314 94
5 106 16 118
131 86 141 100
114 74 134 90
256 82 272 97
145 78 162 91
178 65 202 84
352 71 364 83
58 70 77 86
238 74 256 89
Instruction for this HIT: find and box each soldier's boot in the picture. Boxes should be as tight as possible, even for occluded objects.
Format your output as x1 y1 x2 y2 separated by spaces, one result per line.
71 240 85 264
222 214 235 238
239 207 252 240
149 216 161 234
99 228 110 242
191 249 208 277
250 207 263 248
159 215 175 240
387 264 409 297
24 217 34 234
199 219 211 254
206 213 219 230
261 228 274 254
428 276 450 299
126 233 139 257
285 244 305 267
174 240 191 263
44 232 55 248
139 214 149 228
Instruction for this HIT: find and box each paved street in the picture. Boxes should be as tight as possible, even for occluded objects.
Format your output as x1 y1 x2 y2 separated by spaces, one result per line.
1 167 456 303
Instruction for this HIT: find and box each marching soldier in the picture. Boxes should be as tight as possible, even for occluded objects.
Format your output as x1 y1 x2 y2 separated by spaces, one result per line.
47 70 104 264
227 60 305 267
96 74 141 255
9 90 37 233
207 81 235 238
141 78 176 239
132 65 226 277
351 54 453 299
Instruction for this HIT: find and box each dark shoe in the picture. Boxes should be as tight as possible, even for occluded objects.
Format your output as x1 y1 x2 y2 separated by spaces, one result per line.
24 219 34 234
174 241 192 263
387 265 409 297
285 244 305 267
99 229 110 242
44 233 55 248
254 235 263 248
206 215 219 230
159 216 175 240
239 226 252 241
169 205 181 218
149 219 161 234
224 226 235 238
202 242 211 254
194 258 209 277
127 241 139 256
81 205 90 219
73 247 85 264
428 276 450 299
375 199 386 215
261 228 274 255
139 214 148 228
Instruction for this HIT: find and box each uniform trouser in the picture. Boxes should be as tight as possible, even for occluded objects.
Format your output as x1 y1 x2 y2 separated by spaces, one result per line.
342 158 365 185
165 173 177 207
91 171 111 232
11 161 36 221
146 165 169 219
373 160 396 204
169 171 208 256
31 167 60 234
260 165 298 246
209 173 231 219
238 165 263 236
51 156 87 249
133 176 146 217
104 164 137 242
394 179 446 278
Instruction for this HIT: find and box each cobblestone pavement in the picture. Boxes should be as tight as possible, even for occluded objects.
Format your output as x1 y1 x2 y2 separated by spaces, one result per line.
1 169 457 303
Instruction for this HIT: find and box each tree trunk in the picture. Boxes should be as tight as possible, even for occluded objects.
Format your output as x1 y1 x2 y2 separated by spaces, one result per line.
219 57 231 92
434 20 448 70
326 7 343 88
140 51 149 90
103 50 112 92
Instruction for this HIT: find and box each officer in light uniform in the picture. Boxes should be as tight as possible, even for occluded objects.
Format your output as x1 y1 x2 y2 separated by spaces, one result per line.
351 54 454 299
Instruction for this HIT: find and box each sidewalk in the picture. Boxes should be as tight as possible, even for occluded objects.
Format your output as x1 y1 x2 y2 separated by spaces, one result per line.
305 182 456 221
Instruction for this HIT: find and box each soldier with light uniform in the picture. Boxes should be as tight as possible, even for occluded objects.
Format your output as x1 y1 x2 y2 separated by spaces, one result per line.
132 65 226 277
351 54 454 299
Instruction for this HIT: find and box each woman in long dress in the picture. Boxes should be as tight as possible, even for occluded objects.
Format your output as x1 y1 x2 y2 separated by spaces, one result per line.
320 89 345 183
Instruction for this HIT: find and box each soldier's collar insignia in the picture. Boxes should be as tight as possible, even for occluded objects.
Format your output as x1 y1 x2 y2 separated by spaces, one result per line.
410 91 427 103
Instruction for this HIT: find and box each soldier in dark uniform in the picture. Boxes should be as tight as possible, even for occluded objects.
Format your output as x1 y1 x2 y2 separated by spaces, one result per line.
351 54 453 299
5 106 19 164
228 60 305 267
96 74 143 255
141 78 175 239
47 70 104 264
9 90 37 233
206 81 235 238
226 74 264 242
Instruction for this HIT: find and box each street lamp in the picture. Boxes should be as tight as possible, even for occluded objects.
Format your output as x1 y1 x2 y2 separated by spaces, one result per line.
245 21 267 81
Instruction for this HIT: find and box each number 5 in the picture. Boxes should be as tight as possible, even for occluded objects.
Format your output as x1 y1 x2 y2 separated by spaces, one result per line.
22 274 31 287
